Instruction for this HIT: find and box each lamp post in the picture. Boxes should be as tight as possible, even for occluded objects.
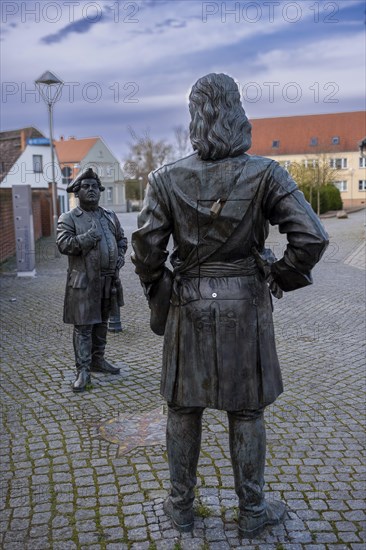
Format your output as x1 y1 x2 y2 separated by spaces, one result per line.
138 176 144 209
349 167 354 209
35 70 63 236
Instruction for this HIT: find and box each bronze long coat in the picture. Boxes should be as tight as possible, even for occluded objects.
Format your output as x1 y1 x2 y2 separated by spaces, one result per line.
57 206 127 325
132 153 328 411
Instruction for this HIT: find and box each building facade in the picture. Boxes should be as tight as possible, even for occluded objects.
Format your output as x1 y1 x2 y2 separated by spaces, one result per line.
0 127 68 262
55 136 127 212
249 111 366 209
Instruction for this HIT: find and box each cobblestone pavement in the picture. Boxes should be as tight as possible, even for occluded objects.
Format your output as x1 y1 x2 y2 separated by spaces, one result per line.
1 210 365 550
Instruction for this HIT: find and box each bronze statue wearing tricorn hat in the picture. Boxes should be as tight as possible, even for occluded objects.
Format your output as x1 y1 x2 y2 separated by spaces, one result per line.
57 167 128 392
66 167 105 193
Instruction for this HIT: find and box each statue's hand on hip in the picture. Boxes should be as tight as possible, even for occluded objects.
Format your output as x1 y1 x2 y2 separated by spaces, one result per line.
267 273 283 299
252 247 283 299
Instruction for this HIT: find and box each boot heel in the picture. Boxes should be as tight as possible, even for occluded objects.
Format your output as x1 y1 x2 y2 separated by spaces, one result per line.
238 500 286 538
163 498 194 533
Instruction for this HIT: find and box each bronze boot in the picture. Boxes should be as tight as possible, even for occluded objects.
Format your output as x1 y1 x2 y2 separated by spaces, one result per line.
72 369 91 392
91 322 120 374
73 326 92 392
164 405 203 532
228 411 286 538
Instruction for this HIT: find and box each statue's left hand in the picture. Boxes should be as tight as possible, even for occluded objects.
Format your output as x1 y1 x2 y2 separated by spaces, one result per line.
252 247 283 299
267 273 283 299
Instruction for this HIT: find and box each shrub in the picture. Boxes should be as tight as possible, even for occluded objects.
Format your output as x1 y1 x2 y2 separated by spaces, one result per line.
299 184 342 214
325 184 343 211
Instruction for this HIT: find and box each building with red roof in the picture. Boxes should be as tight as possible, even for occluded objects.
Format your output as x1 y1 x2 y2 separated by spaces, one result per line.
55 136 126 212
249 111 366 208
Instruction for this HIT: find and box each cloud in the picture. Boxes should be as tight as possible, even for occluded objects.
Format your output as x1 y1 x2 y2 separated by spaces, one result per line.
139 0 171 8
41 17 101 44
1 0 364 159
40 0 184 44
155 18 186 29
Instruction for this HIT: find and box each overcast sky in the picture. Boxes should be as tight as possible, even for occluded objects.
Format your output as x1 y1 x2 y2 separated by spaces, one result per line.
1 0 365 162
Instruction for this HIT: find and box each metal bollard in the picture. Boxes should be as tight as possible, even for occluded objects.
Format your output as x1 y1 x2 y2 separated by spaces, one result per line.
108 300 123 332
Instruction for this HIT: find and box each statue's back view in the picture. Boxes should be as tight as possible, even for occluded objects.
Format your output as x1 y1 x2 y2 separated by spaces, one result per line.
132 73 329 538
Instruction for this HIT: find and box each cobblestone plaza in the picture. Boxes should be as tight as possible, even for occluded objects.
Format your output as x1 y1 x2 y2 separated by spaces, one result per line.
1 211 365 549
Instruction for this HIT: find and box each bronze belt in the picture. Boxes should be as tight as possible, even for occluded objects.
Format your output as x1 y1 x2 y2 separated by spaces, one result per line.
179 257 258 278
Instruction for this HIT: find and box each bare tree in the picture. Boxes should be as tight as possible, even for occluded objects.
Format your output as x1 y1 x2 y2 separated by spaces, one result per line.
173 125 192 159
123 127 173 184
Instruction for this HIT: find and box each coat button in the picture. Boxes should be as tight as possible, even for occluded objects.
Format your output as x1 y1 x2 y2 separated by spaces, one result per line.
212 292 217 298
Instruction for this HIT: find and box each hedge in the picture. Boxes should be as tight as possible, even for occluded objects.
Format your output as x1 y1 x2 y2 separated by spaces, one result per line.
299 184 343 214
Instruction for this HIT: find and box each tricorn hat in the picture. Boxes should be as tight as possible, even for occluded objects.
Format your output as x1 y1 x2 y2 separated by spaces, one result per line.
67 167 105 193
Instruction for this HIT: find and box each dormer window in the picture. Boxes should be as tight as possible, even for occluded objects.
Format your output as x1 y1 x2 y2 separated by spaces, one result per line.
332 136 340 145
310 137 318 146
272 140 280 148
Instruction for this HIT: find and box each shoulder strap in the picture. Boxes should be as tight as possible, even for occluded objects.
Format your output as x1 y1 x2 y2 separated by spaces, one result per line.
175 160 274 274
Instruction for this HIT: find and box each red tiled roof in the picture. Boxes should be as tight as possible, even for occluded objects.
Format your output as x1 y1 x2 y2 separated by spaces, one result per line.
54 137 99 164
249 111 366 156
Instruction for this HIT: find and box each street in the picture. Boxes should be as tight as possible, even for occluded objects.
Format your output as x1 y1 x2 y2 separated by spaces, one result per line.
0 210 365 549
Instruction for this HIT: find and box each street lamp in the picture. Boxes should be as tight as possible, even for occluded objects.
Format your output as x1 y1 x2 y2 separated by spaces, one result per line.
35 70 63 236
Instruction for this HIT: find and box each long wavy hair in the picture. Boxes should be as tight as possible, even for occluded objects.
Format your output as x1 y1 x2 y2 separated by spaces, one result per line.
189 73 252 161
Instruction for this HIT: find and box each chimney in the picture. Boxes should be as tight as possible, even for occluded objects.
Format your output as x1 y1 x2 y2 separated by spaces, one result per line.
20 130 26 151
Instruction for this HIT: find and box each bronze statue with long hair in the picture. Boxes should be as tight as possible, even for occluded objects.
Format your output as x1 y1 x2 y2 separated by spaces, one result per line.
132 73 328 538
189 73 252 160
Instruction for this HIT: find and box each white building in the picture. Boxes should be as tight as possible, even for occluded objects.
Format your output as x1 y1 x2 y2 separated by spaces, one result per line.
1 134 68 213
55 136 126 212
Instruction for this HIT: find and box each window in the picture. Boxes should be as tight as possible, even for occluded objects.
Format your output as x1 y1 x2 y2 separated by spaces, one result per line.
359 157 366 168
61 166 72 185
335 181 347 192
359 180 366 191
302 159 318 168
329 158 347 169
107 187 113 201
332 136 340 145
33 155 43 173
272 140 280 148
310 137 318 146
